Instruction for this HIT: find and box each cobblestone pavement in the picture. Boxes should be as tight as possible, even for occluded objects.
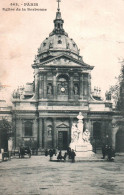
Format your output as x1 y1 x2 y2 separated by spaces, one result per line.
0 155 124 195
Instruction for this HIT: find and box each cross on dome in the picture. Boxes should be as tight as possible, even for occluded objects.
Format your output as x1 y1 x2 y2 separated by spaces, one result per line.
57 0 61 11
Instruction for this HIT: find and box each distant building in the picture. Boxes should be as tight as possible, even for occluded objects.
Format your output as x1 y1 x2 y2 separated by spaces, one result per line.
11 3 123 152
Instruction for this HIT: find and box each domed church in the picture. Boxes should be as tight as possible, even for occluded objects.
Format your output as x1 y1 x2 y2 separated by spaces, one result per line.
12 1 114 152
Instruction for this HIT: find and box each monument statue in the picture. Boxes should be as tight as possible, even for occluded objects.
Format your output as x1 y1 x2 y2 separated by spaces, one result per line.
70 112 94 158
71 123 80 143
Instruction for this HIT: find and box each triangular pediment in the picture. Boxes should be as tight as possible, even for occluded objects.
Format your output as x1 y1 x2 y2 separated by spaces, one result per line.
56 123 69 128
40 54 93 69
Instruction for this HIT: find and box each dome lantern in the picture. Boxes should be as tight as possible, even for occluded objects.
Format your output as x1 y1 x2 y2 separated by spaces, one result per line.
49 0 68 36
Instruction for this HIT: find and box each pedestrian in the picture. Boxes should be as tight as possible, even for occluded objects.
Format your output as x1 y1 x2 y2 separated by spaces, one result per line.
57 150 63 161
71 149 76 163
107 146 115 161
45 149 48 156
49 149 53 161
102 144 108 159
67 147 72 159
63 152 67 161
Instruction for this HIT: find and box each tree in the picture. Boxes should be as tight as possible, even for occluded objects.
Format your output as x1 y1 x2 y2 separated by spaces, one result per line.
0 118 13 151
107 61 124 112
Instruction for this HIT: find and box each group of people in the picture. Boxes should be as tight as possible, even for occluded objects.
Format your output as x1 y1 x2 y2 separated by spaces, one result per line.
102 145 115 161
57 148 76 162
45 147 76 162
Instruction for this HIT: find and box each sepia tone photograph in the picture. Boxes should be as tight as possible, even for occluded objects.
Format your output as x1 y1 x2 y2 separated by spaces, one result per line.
0 0 124 194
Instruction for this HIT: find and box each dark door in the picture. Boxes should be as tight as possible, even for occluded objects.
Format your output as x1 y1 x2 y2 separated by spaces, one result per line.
58 131 68 150
116 130 124 152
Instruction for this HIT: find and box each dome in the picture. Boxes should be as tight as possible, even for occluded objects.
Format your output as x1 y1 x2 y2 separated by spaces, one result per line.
37 9 81 61
39 34 79 55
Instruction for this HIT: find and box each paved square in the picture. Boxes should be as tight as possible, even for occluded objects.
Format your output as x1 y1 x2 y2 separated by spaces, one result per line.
0 155 124 195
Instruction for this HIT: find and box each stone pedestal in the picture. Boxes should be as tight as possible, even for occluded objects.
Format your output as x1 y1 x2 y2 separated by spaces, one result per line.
70 112 95 158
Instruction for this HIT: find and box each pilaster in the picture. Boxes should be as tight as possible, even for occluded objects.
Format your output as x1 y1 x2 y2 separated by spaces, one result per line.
53 72 57 100
69 72 74 99
79 73 83 99
38 118 42 148
43 73 47 99
39 74 44 99
53 118 57 148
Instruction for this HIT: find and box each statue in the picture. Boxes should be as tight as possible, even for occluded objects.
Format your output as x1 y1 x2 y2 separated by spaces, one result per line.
82 129 90 142
77 112 84 142
47 84 52 95
74 84 78 95
70 112 94 158
71 123 80 143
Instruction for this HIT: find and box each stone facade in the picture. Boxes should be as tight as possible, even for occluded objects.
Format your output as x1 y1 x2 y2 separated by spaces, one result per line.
11 5 124 152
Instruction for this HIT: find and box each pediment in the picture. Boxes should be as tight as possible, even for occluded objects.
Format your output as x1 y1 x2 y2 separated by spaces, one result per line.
40 54 93 69
56 123 69 128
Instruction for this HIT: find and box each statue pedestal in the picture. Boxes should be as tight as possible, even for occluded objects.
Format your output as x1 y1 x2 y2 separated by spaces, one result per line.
70 141 94 158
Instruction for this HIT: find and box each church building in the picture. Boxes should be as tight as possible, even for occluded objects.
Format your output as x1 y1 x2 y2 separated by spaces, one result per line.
12 2 114 152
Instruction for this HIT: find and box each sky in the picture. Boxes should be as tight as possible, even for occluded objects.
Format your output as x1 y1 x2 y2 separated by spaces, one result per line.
0 0 124 102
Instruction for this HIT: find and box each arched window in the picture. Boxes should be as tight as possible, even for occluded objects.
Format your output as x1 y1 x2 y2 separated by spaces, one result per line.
58 40 62 44
24 121 33 136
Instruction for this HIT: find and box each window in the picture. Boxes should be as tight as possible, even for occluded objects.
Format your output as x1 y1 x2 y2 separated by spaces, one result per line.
24 121 33 136
58 40 62 44
43 42 46 47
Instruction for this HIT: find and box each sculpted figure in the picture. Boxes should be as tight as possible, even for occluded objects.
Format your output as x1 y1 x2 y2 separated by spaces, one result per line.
71 123 80 143
82 129 90 142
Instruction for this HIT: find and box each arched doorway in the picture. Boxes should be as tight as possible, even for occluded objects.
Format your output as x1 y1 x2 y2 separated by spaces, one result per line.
56 123 69 150
116 129 124 152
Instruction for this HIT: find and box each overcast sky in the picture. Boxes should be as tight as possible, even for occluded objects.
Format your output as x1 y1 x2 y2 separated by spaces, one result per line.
0 0 124 101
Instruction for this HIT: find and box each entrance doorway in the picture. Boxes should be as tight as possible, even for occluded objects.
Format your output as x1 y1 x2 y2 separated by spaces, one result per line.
116 129 124 152
58 131 68 150
93 122 102 151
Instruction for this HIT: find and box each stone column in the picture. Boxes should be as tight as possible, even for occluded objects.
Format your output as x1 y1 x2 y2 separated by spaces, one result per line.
43 118 47 149
53 72 57 100
83 73 88 98
42 118 45 148
69 118 73 143
43 73 47 99
52 118 56 148
34 118 39 148
69 73 73 99
88 73 91 100
39 118 43 148
79 73 83 99
39 74 43 99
